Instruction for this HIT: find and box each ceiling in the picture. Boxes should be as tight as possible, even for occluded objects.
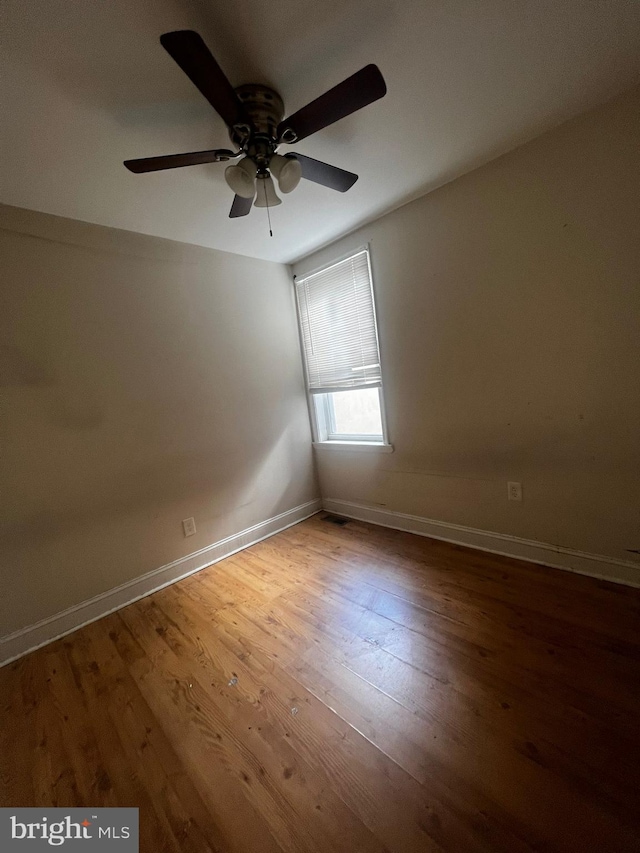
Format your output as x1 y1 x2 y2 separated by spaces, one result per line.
2 0 640 263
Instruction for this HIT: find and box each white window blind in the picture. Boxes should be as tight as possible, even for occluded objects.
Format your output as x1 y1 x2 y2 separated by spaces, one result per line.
295 249 382 393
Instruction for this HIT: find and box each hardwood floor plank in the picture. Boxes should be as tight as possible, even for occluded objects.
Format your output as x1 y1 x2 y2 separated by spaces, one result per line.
120 608 379 853
1 515 639 852
284 520 640 640
65 628 182 853
343 645 638 850
279 575 640 736
289 649 537 853
117 605 287 853
158 587 461 853
0 659 35 806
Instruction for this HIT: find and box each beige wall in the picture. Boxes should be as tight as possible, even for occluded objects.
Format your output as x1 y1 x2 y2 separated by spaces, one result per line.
294 86 640 566
0 205 318 636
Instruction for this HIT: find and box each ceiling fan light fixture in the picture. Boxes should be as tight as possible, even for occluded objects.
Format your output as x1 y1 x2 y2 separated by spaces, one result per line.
269 154 302 194
224 157 257 198
254 175 282 207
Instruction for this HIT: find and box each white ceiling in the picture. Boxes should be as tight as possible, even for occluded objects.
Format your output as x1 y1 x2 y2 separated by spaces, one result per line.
2 0 640 263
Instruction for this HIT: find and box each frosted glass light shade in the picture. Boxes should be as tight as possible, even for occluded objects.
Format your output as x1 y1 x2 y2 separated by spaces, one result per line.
254 175 282 207
269 154 302 193
225 157 256 198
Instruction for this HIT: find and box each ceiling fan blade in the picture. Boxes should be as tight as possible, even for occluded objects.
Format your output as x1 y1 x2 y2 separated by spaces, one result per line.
160 30 246 128
229 194 253 218
289 154 358 192
124 149 235 173
278 65 386 142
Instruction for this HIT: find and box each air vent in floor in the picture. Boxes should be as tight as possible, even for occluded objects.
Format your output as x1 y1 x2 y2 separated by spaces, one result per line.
323 514 350 526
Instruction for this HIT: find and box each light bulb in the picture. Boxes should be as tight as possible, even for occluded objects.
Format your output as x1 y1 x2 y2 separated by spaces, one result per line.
225 157 256 199
269 154 302 194
254 175 282 207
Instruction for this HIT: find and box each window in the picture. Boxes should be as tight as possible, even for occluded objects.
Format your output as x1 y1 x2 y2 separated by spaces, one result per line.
295 248 390 449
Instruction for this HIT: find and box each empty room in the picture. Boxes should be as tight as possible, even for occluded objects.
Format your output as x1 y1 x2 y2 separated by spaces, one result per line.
1 0 639 850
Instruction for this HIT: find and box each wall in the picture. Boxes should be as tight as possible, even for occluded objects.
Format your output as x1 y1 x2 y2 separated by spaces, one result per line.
294 86 640 571
0 204 318 638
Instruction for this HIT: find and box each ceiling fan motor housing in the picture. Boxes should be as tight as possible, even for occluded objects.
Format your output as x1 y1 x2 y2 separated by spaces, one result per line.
230 85 284 149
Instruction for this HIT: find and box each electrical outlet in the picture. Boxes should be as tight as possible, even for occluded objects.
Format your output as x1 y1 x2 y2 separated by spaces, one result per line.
507 482 523 502
182 517 196 537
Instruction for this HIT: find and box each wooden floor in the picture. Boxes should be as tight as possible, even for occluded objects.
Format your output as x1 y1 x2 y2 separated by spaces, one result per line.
1 515 639 852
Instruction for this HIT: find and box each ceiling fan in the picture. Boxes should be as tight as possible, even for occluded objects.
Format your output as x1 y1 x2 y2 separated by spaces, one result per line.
124 30 387 218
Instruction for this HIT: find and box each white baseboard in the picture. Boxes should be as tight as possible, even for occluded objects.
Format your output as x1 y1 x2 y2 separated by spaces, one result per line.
323 498 640 589
0 499 322 668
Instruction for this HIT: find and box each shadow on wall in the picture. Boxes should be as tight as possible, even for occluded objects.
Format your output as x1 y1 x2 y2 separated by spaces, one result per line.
0 344 105 429
0 345 56 388
0 424 301 553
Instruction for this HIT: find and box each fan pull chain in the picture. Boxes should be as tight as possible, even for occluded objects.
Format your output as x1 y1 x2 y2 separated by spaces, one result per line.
262 178 273 237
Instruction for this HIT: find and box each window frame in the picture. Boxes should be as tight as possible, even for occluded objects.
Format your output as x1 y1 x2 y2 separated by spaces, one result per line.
294 245 392 451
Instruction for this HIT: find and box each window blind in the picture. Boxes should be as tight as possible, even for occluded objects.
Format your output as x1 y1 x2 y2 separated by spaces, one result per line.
295 249 382 393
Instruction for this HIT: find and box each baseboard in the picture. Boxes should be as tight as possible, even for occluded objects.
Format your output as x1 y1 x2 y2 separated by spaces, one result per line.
0 499 322 668
323 498 640 589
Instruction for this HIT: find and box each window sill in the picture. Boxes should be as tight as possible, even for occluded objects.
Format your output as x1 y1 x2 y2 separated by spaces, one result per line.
313 441 394 453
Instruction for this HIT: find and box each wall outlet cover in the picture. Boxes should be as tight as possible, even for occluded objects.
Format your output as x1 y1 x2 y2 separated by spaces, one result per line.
182 517 196 537
507 482 523 502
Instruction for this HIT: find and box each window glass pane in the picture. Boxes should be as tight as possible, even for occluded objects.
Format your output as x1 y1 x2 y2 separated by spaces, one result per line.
329 388 383 436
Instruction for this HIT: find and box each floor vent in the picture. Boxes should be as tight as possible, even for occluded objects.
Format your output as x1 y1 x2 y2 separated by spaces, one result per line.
323 514 350 526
